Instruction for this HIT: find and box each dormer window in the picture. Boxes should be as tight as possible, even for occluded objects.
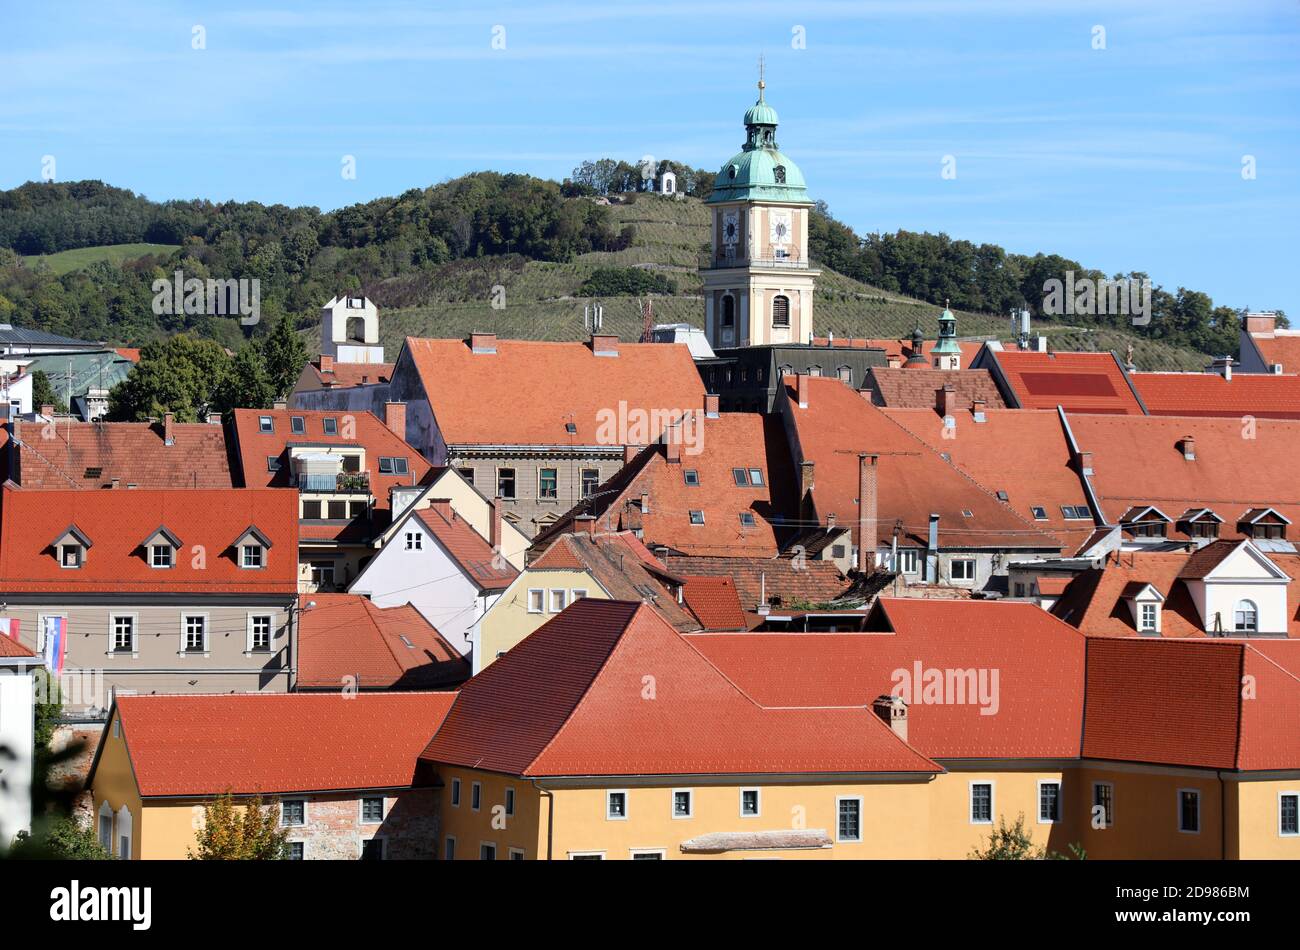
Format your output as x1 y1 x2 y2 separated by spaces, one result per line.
1121 505 1171 538
290 416 305 435
258 416 274 433
51 525 92 569
142 527 181 569
323 417 338 436
150 545 174 569
60 544 82 568
1234 599 1258 633
242 544 264 569
1239 508 1290 542
1121 582 1165 635
232 526 273 570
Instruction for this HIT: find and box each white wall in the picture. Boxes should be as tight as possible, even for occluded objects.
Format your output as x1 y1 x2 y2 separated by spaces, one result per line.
0 667 35 847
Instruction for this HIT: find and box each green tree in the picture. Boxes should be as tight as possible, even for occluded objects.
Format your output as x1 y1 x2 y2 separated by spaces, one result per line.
107 334 231 421
969 814 1044 859
258 310 308 399
189 793 288 860
7 818 111 860
30 370 68 414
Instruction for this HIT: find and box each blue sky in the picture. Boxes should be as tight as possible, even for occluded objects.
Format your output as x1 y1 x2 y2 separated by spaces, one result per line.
3 0 1298 314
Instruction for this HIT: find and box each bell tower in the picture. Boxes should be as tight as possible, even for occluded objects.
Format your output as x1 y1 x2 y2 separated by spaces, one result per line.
702 67 819 350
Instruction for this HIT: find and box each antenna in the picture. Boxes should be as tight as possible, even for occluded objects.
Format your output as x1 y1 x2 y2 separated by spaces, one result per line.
584 303 604 332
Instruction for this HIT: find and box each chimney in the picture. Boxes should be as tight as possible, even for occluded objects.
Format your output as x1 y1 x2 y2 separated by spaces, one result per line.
797 373 809 409
827 512 837 530
40 403 54 419
926 514 940 582
640 491 650 515
800 460 815 500
428 498 453 522
273 399 287 410
858 454 879 575
665 423 681 463
1210 355 1233 380
1246 313 1277 338
574 514 597 536
971 399 987 423
1078 451 1094 476
207 413 221 425
384 401 406 440
623 444 638 465
470 332 497 354
319 354 334 374
1181 435 1196 461
886 354 902 369
163 411 175 446
110 478 120 490
872 694 908 742
936 383 955 418
490 495 502 551
591 334 619 357
704 393 719 419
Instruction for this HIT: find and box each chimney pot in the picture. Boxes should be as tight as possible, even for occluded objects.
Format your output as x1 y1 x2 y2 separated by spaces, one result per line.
1078 451 1094 476
429 497 453 521
872 694 908 742
640 491 650 515
273 399 287 411
971 399 987 423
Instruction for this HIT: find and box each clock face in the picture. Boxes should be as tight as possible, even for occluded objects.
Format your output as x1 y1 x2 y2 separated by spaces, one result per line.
769 210 792 247
722 211 739 245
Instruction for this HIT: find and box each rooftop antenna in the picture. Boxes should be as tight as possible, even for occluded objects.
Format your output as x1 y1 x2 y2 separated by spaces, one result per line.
584 302 604 332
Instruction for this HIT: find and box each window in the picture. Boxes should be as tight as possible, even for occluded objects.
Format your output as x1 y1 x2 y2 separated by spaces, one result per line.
836 365 853 385
733 468 748 486
970 783 993 824
721 295 735 328
361 838 384 860
287 842 304 860
808 364 822 377
60 545 82 569
479 843 496 861
1234 600 1258 632
258 416 273 433
267 456 281 473
110 616 135 654
504 787 515 817
538 468 558 499
1179 789 1200 834
550 589 567 613
458 467 475 485
509 848 526 860
581 469 600 498
281 799 306 827
310 562 335 589
1251 522 1285 541
349 500 367 519
290 416 305 435
688 510 705 525
607 791 628 820
1139 602 1158 632
1094 782 1114 828
630 849 665 860
571 589 588 601
322 417 338 435
836 797 862 843
1061 505 1091 520
748 468 764 486
405 531 423 551
471 782 482 811
1280 793 1299 836
444 836 456 860
896 549 920 574
1030 506 1048 520
772 295 790 327
98 811 112 851
249 615 272 652
451 778 461 807
182 615 207 654
741 789 760 817
527 589 544 613
241 544 264 569
498 468 516 499
1188 520 1219 539
301 500 322 519
1038 782 1061 823
672 789 693 819
950 558 975 581
150 544 173 569
327 500 347 520
361 797 384 824
1131 521 1166 538
739 512 756 528
378 456 409 475
684 469 699 486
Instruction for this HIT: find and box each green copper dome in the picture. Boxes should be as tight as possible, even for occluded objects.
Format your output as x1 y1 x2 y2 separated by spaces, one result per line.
708 81 810 205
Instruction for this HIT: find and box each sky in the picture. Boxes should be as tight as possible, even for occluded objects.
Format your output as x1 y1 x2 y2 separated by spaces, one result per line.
3 0 1299 315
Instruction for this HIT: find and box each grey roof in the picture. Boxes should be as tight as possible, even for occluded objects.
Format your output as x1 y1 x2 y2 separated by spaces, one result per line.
0 324 100 348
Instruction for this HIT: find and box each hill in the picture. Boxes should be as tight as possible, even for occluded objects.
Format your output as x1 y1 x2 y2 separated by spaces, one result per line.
21 243 179 276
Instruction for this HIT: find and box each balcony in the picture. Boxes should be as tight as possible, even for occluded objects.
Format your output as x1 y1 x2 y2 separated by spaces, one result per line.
296 471 370 493
704 252 810 271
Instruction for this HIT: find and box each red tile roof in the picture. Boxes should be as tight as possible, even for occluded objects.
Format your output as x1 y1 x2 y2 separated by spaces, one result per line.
0 633 35 658
408 505 518 591
304 360 393 388
1067 412 1300 540
681 575 748 630
850 337 985 368
865 367 1005 410
0 483 298 594
11 419 234 490
114 348 141 363
882 407 1095 552
982 350 1145 414
782 376 1061 552
1248 332 1300 374
403 337 705 446
103 692 456 796
692 598 1087 760
1131 371 1300 419
297 594 469 689
421 599 939 777
231 408 432 543
664 555 851 609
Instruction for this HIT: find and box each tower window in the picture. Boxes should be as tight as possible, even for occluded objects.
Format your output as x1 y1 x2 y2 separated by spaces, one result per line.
721 295 735 328
773 164 786 184
772 295 790 327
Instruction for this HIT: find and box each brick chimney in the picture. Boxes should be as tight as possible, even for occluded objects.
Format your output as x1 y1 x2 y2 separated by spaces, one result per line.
1210 355 1234 381
273 399 288 410
623 444 638 465
640 491 650 515
936 383 955 418
800 459 815 506
971 399 987 423
489 495 502 551
665 423 681 463
704 394 719 418
872 694 908 742
110 477 120 490
163 411 175 446
591 334 619 357
384 401 406 440
1245 313 1277 337
886 354 902 369
1181 435 1196 461
1077 451 1094 476
319 354 334 374
428 498 453 522
574 513 597 535
207 413 221 425
40 403 54 419
858 453 879 574
797 373 809 409
470 332 497 354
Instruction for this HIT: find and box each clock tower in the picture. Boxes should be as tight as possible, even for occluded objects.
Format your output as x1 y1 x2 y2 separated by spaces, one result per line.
703 72 819 349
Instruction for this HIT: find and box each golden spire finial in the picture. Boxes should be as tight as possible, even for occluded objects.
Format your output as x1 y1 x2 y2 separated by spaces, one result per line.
758 53 766 97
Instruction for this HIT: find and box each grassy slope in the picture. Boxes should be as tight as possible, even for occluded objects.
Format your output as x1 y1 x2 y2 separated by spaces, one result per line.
368 195 1208 372
21 243 179 276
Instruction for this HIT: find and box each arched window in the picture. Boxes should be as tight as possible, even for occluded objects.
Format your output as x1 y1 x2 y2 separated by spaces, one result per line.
1234 600 1258 632
773 164 786 184
116 805 133 860
98 800 114 853
772 295 790 327
721 295 736 328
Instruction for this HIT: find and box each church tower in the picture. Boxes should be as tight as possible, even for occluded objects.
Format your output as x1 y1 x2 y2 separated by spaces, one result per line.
932 301 961 370
702 69 819 350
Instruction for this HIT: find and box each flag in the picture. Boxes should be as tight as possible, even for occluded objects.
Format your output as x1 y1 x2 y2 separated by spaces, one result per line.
42 616 67 673
0 617 19 643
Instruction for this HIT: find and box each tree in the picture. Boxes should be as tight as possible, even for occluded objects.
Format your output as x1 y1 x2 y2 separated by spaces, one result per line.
969 813 1085 860
7 818 111 860
189 793 288 860
259 310 308 399
30 370 68 414
107 334 231 421
210 343 276 415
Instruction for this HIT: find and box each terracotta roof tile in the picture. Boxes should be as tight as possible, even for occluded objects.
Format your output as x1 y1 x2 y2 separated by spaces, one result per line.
865 367 1005 410
1132 371 1300 419
306 360 393 387
984 350 1145 414
681 575 748 630
413 506 518 591
663 555 851 609
1250 332 1300 374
